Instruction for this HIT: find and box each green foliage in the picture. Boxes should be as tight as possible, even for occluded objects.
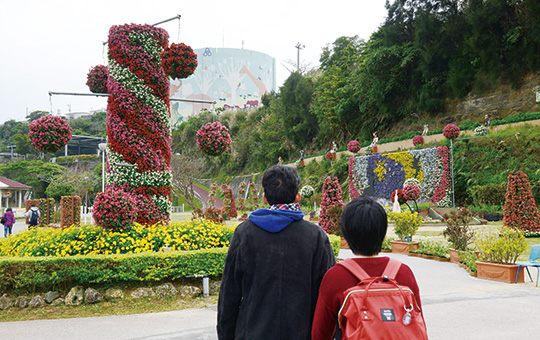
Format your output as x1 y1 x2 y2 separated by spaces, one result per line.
328 234 341 259
0 160 65 198
475 226 527 264
279 72 317 148
468 183 506 206
410 239 450 259
45 182 75 203
388 210 422 241
442 207 475 251
0 248 229 294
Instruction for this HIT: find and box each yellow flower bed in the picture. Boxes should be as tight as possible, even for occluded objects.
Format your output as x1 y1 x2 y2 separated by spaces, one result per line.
0 220 235 257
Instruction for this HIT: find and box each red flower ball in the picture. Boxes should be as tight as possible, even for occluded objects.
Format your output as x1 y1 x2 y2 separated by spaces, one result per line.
196 122 232 156
443 124 460 140
161 43 198 80
86 65 108 93
403 184 421 201
412 135 424 146
347 140 362 153
391 189 407 205
92 187 137 231
325 151 333 160
28 116 72 153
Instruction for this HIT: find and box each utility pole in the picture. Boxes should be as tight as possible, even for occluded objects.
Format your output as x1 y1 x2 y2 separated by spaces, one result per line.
295 42 305 73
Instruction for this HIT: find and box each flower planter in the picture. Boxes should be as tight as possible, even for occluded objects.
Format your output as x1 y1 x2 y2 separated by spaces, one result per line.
390 241 419 254
475 261 524 283
449 248 460 264
371 146 378 153
340 237 349 249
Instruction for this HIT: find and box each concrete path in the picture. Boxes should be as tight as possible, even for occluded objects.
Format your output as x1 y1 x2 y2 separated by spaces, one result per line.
2 249 540 339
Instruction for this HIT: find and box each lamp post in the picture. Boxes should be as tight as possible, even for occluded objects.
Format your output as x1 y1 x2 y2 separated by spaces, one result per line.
98 143 107 192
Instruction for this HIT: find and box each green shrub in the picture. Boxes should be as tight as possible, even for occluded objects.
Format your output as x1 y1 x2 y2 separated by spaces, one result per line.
442 207 475 251
328 234 341 258
0 248 229 294
388 211 422 241
469 183 506 206
475 226 527 264
410 239 449 258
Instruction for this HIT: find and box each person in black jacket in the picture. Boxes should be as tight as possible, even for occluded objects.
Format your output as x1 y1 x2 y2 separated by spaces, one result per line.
217 165 336 340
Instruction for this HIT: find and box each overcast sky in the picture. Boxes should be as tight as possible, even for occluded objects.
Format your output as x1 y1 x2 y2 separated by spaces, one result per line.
0 0 388 124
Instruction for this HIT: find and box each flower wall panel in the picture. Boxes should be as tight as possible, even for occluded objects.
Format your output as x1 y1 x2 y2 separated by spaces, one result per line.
349 147 450 204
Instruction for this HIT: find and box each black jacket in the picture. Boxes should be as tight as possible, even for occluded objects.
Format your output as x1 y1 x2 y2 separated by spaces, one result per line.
217 215 336 340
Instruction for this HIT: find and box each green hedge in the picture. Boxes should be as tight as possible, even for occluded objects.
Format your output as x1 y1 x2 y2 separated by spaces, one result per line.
0 248 228 294
0 234 341 294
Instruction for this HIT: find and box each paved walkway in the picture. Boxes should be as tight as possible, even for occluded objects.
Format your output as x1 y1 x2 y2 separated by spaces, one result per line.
2 249 539 339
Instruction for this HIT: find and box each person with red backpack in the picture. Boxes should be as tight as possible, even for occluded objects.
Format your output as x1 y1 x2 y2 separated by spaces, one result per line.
312 197 427 340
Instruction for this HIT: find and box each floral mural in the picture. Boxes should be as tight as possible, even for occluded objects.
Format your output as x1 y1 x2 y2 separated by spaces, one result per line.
349 147 451 205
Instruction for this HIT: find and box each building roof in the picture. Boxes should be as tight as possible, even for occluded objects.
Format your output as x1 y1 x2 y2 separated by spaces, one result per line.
0 176 32 189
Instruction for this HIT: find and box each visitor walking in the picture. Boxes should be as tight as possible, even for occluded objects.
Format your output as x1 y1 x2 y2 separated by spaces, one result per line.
217 165 336 340
1 207 15 237
25 204 40 228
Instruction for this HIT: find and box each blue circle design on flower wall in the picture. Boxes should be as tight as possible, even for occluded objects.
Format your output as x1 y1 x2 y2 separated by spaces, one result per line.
367 155 405 199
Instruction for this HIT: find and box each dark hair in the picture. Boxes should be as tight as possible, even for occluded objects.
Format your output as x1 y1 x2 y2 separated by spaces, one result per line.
6 207 12 212
340 197 388 256
262 165 300 205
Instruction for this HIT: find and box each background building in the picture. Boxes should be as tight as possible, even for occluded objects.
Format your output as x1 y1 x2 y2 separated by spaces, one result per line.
170 48 276 123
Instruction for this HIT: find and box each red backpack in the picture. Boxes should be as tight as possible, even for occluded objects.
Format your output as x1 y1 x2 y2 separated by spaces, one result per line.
337 258 428 340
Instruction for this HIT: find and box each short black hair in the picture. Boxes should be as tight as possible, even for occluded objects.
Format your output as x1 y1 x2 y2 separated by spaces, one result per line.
262 165 300 205
340 197 388 256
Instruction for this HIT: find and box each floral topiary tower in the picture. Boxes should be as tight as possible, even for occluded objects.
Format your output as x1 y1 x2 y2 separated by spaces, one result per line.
503 170 540 233
93 23 197 227
319 176 345 235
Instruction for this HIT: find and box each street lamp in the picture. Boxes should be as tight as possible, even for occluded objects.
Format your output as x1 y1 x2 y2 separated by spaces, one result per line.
98 143 107 192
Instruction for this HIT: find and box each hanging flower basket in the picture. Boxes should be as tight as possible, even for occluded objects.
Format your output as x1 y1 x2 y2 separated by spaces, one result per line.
391 189 407 205
196 122 232 156
403 183 421 201
28 116 72 153
86 65 109 93
300 185 315 199
412 135 424 146
161 43 198 80
347 140 362 153
443 124 460 140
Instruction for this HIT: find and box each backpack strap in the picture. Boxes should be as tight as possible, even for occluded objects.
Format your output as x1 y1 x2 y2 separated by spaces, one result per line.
382 258 402 279
337 258 370 281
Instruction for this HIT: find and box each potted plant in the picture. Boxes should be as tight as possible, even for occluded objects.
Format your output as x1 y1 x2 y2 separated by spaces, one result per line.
442 207 475 263
388 211 422 254
474 226 527 283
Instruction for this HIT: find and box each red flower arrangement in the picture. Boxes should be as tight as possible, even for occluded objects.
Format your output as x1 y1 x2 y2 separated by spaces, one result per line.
443 124 460 140
196 122 232 156
319 176 345 235
412 135 424 146
222 188 238 219
92 187 137 231
403 183 421 201
161 43 198 80
431 146 450 203
325 151 332 160
28 116 72 153
106 23 173 224
503 170 540 233
86 65 109 93
391 189 407 205
347 140 362 153
348 157 361 200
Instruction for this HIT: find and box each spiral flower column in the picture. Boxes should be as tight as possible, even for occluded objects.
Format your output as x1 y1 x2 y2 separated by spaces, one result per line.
106 24 172 224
